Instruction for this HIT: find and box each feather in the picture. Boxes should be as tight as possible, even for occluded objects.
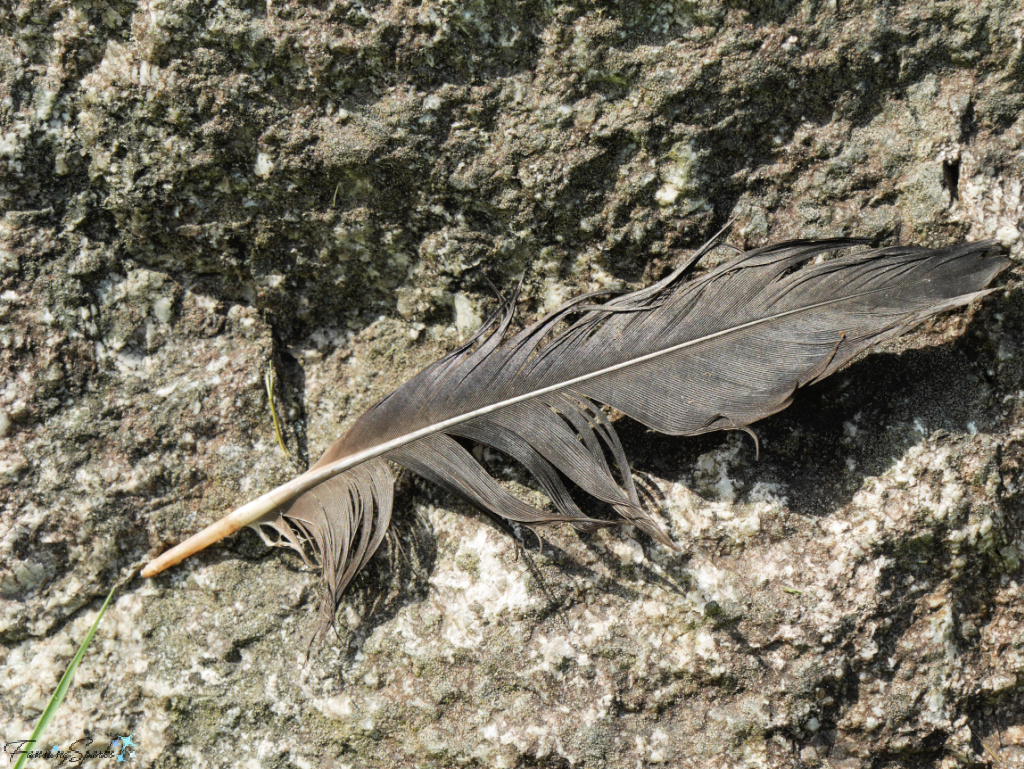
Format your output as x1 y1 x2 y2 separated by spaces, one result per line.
141 235 1009 636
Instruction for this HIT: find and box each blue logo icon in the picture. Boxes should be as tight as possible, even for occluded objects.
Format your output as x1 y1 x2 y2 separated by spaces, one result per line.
110 734 137 762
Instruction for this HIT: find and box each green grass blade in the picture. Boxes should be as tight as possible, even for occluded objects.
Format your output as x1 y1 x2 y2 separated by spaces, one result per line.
12 584 116 769
265 366 292 459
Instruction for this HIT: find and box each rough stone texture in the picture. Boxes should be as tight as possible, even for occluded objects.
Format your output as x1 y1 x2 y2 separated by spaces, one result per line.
2 0 1024 766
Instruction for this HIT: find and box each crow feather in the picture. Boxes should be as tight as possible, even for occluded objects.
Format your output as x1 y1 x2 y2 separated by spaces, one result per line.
142 236 1010 638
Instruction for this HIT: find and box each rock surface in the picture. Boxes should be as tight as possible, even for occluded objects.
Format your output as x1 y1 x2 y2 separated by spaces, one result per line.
2 0 1024 766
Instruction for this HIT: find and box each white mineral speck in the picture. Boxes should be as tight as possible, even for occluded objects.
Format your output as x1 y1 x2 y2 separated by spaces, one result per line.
655 183 680 206
996 224 1020 248
0 131 21 158
542 281 567 313
453 292 482 339
254 152 274 178
152 296 172 323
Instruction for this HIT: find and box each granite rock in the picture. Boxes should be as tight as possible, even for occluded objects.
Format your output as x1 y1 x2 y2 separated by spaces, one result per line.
2 0 1023 766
